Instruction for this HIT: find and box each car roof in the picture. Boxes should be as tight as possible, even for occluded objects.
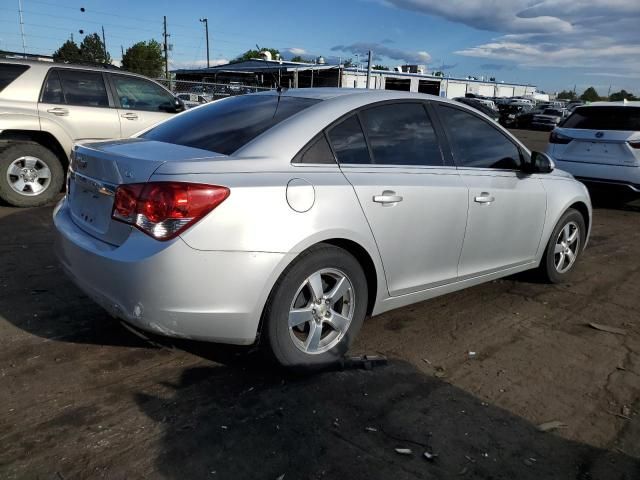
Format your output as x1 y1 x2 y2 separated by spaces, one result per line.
580 101 640 108
0 58 145 78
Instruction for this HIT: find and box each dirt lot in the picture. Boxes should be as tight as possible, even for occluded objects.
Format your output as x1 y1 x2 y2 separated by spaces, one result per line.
1 130 639 479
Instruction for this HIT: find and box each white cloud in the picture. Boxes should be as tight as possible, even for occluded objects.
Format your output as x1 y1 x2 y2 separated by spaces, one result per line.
283 47 307 56
170 58 229 69
383 0 640 78
331 42 431 64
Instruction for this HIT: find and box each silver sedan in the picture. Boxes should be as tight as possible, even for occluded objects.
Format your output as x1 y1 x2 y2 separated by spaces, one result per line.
54 88 592 367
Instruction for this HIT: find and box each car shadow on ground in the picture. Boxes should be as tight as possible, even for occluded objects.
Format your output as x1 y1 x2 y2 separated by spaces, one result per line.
136 360 640 480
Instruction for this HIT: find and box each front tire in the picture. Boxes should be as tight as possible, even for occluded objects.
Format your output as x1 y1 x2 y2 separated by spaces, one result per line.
265 244 368 369
0 142 64 207
538 208 586 283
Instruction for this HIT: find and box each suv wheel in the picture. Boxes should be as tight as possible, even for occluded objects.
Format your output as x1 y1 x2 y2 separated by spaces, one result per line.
265 244 368 369
0 142 64 207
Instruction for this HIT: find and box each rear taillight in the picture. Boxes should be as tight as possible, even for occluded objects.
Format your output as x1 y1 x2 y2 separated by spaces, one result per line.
628 140 640 149
549 130 572 144
112 182 229 240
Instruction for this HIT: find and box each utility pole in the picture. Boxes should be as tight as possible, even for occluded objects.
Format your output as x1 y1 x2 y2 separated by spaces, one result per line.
163 16 170 79
101 25 107 58
18 0 26 55
366 50 372 89
199 18 210 68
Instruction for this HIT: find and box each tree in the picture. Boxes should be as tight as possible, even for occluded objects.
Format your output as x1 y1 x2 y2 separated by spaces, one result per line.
557 90 577 101
372 64 389 70
609 89 636 101
232 47 280 63
53 39 82 63
580 87 601 102
290 55 312 63
79 33 111 64
122 40 164 78
342 58 354 67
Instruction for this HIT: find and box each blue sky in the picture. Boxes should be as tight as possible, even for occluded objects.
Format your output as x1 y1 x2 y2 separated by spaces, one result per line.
1 0 639 94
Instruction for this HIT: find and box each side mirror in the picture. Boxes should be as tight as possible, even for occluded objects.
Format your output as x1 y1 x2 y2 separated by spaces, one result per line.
526 151 555 174
173 97 186 113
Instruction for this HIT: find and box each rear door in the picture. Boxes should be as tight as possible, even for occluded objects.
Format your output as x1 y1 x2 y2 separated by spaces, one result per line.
330 102 468 296
435 103 547 277
38 68 121 145
108 74 176 137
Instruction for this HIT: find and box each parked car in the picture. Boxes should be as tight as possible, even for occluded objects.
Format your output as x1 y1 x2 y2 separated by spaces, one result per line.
531 108 569 130
547 101 640 198
0 60 185 207
54 88 591 368
498 104 533 128
454 97 499 121
176 93 211 108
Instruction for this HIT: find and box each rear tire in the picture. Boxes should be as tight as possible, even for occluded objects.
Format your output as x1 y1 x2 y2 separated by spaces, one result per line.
264 243 368 369
0 142 64 207
538 208 586 283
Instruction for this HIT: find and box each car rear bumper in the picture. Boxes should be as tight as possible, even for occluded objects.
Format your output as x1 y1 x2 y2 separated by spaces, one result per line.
551 158 640 193
53 197 291 345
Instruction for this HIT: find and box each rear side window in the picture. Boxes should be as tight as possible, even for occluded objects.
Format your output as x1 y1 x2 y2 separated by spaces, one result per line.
294 133 336 164
0 64 29 92
359 103 443 166
56 70 109 107
143 95 320 155
437 105 521 170
327 115 370 164
562 106 640 131
42 70 64 103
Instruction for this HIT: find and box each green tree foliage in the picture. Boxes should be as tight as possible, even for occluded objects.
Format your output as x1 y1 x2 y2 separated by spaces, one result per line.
232 48 280 63
609 89 636 101
79 33 111 64
342 58 354 67
121 40 165 78
557 90 577 101
53 39 82 63
290 55 313 63
372 64 389 70
580 87 601 102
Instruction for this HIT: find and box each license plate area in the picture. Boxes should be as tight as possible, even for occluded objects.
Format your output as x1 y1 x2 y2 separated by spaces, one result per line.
69 172 116 234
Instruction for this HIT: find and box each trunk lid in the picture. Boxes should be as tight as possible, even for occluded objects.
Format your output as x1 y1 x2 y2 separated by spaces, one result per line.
553 128 640 165
68 138 226 245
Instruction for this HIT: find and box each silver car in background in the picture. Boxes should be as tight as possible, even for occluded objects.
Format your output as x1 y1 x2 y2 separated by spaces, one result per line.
54 89 592 368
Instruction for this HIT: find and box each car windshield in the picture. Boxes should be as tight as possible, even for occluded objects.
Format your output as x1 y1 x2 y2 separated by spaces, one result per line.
142 94 321 155
561 106 640 131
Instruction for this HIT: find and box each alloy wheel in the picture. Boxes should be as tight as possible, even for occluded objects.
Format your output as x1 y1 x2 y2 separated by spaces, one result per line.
288 268 355 354
6 156 52 196
554 221 580 273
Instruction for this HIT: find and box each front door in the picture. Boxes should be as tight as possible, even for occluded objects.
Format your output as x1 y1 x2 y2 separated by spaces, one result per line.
328 102 469 296
435 104 546 277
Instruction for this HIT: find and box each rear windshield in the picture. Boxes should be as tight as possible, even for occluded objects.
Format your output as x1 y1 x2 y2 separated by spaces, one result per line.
142 94 321 155
0 64 30 92
562 106 640 131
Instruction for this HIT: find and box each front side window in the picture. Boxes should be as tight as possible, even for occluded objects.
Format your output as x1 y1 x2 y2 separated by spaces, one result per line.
143 94 320 155
112 75 175 112
359 103 443 166
437 105 521 170
57 70 109 107
327 115 371 165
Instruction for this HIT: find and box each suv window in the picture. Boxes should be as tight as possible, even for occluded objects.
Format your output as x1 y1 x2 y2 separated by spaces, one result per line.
111 75 175 112
41 70 64 104
327 115 371 165
437 105 521 170
56 69 109 107
294 133 336 164
359 103 443 166
0 63 29 92
143 94 320 155
562 106 640 131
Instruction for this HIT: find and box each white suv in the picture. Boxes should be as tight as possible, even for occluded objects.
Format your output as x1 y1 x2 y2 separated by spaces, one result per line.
0 60 184 207
547 101 640 198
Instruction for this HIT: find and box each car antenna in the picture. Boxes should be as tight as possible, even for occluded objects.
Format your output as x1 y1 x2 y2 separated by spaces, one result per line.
256 44 285 95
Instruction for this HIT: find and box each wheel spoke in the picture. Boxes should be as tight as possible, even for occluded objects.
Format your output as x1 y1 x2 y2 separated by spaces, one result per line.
556 252 565 269
289 308 313 328
566 249 576 264
307 272 324 302
562 224 571 242
23 157 37 168
567 228 578 245
12 178 26 192
327 311 350 333
554 243 564 254
304 321 322 352
37 166 51 179
29 181 44 194
327 276 349 303
8 163 22 177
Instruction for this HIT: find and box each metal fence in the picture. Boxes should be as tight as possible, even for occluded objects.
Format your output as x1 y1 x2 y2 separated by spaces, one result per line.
155 78 273 105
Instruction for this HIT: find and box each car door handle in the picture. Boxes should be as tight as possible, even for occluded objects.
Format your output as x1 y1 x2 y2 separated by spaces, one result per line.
373 191 403 205
121 113 138 120
47 107 68 116
474 192 495 204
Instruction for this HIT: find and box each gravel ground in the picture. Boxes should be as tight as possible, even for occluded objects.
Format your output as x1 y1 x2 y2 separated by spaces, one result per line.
0 130 639 479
